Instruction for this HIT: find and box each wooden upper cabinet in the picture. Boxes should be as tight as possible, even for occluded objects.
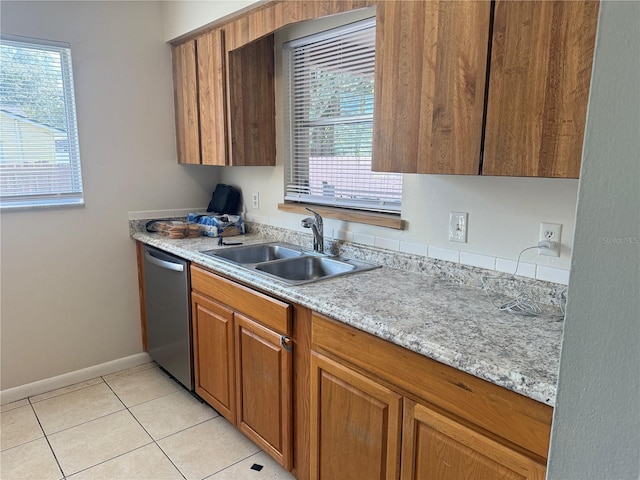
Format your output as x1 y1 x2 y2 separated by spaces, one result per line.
226 34 276 166
225 0 377 51
172 28 277 166
172 40 200 165
197 29 228 166
482 0 599 178
372 0 491 174
172 30 227 165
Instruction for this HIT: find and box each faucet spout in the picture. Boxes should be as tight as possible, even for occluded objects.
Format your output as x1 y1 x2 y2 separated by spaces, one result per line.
301 208 324 253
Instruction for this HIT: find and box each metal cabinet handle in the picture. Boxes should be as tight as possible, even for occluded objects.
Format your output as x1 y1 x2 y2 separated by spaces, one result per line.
280 336 293 352
144 251 184 272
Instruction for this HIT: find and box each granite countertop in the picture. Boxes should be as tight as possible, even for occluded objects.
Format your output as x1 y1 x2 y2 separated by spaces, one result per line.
132 229 563 406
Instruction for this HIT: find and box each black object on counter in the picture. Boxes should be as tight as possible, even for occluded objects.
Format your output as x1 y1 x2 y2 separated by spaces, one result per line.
207 184 240 214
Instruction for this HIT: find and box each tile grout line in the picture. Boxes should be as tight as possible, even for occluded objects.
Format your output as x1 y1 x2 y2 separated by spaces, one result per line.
27 375 134 478
27 397 66 480
108 371 262 480
34 406 129 437
101 372 191 480
202 449 266 480
29 378 107 405
10 364 271 480
60 443 158 480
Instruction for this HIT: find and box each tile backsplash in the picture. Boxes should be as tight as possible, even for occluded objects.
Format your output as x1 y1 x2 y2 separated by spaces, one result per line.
129 212 569 307
239 222 567 307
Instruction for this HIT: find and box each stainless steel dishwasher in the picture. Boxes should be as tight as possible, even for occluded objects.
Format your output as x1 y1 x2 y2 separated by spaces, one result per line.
143 245 193 390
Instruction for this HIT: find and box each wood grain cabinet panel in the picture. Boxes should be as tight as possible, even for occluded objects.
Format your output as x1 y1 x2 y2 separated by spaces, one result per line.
401 399 546 480
372 0 491 174
190 266 293 470
227 35 276 166
172 30 227 165
373 0 598 178
483 0 599 178
191 292 236 422
310 352 402 480
311 313 552 480
197 29 228 166
235 313 293 469
172 40 200 165
225 0 377 51
172 29 276 166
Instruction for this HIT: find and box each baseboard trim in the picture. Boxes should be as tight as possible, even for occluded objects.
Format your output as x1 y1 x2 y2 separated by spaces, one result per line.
0 352 152 405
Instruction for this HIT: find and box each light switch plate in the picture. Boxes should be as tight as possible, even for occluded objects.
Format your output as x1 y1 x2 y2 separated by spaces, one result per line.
449 212 468 243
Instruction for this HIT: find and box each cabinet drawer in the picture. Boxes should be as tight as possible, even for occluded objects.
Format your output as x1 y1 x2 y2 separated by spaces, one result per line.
191 265 291 335
311 313 552 460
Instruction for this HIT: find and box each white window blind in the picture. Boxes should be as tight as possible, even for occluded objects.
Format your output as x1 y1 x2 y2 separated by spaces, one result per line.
284 18 402 214
0 35 84 209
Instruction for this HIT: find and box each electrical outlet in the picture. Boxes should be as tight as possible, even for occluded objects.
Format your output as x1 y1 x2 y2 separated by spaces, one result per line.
251 192 260 210
449 212 468 243
539 222 562 256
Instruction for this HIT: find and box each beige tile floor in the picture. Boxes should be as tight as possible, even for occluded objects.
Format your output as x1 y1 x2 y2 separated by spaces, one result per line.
0 362 296 480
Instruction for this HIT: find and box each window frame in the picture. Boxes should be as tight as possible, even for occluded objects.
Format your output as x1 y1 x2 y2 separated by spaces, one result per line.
0 34 84 210
282 17 402 215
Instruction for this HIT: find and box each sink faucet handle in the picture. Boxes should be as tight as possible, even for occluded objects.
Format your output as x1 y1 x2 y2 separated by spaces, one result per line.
305 207 323 225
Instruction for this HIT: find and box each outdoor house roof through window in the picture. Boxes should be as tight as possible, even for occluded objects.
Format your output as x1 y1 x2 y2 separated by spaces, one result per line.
283 17 402 214
0 34 84 209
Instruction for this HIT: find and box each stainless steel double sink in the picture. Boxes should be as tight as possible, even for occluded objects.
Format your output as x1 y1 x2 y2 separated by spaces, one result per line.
201 242 379 285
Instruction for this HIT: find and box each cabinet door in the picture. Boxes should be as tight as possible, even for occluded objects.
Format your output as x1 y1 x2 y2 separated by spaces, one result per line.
226 34 276 166
372 0 491 174
172 40 200 165
197 29 228 166
191 292 236 423
310 352 402 480
483 0 599 178
401 399 546 480
235 313 293 469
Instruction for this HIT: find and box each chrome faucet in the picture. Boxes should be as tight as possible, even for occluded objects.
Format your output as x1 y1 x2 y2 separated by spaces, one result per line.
301 208 324 253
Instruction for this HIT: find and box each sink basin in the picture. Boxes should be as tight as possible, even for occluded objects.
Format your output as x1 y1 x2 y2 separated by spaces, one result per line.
201 241 379 285
202 242 302 264
255 256 357 283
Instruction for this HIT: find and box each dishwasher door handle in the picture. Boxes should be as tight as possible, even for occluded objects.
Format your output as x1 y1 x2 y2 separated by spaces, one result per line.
145 250 185 272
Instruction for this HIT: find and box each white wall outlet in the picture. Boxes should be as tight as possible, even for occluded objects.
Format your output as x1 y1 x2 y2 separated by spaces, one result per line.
539 222 562 256
251 191 260 210
449 212 468 243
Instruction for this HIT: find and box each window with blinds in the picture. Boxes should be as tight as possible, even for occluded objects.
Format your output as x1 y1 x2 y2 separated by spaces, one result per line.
0 35 84 209
284 18 402 214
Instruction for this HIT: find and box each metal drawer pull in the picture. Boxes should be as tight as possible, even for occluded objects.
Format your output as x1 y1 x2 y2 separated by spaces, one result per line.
280 336 293 352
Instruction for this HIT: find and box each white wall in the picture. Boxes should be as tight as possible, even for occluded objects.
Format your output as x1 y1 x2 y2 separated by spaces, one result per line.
547 1 640 478
162 0 261 42
0 1 219 390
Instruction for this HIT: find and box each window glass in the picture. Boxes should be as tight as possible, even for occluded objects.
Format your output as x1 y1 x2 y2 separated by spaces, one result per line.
284 18 402 213
1 35 84 209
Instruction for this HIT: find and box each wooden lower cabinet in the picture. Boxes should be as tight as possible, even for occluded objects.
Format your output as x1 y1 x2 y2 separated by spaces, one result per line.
310 352 402 480
310 313 552 480
401 399 546 480
189 265 551 480
190 266 293 470
235 313 293 469
192 292 236 422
